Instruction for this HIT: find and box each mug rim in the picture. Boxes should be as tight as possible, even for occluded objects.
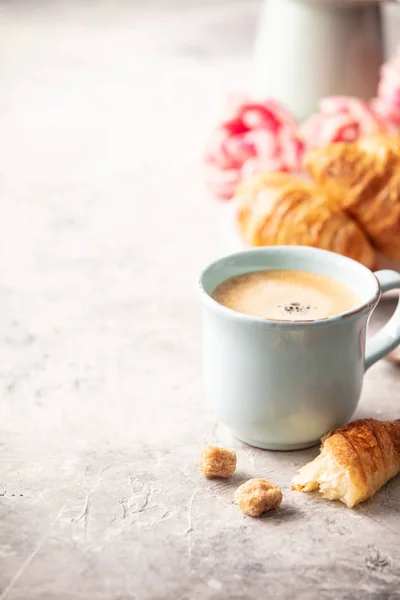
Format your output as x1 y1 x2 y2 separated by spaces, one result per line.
198 246 381 328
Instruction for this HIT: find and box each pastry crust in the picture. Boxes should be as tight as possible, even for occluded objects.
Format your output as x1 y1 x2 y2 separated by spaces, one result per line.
305 135 400 259
236 172 376 269
292 418 400 508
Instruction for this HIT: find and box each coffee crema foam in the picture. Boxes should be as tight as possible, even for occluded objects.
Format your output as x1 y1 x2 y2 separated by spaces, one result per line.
211 269 360 321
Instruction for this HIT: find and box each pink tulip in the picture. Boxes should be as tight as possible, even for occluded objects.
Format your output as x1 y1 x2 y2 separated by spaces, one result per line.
372 47 400 128
301 96 388 150
204 98 303 201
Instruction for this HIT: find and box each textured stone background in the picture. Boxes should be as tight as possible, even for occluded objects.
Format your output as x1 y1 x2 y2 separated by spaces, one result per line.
0 1 399 599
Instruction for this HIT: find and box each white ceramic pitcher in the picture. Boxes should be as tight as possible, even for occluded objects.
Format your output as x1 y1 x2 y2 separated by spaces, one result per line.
253 0 383 120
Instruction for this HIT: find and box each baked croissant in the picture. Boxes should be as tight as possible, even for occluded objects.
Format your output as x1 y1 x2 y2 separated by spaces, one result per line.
305 135 400 259
236 172 376 269
292 418 400 508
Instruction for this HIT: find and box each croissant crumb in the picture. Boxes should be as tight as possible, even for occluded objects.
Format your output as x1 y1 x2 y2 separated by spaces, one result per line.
235 478 283 517
199 445 237 478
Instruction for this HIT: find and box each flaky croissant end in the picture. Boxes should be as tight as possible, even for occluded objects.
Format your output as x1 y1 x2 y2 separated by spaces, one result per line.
292 418 400 508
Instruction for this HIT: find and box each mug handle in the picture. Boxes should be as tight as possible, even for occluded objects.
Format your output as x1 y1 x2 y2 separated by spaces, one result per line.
365 270 400 371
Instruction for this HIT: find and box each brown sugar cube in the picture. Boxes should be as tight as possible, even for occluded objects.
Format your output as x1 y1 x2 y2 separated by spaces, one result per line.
234 478 283 517
199 445 237 478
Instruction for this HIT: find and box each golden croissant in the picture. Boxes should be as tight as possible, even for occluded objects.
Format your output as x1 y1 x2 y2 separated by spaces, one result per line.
305 135 400 259
236 172 376 269
292 418 400 508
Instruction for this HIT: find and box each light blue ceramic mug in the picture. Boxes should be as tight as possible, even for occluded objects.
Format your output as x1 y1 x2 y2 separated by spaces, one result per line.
199 246 400 450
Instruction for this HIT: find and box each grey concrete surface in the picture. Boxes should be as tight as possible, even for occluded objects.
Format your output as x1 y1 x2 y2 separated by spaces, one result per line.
0 1 399 599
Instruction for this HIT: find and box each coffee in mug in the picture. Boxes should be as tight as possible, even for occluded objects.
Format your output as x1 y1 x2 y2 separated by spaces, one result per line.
212 269 360 321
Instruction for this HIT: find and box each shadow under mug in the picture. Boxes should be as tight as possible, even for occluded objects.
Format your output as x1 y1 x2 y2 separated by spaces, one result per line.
198 246 400 450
